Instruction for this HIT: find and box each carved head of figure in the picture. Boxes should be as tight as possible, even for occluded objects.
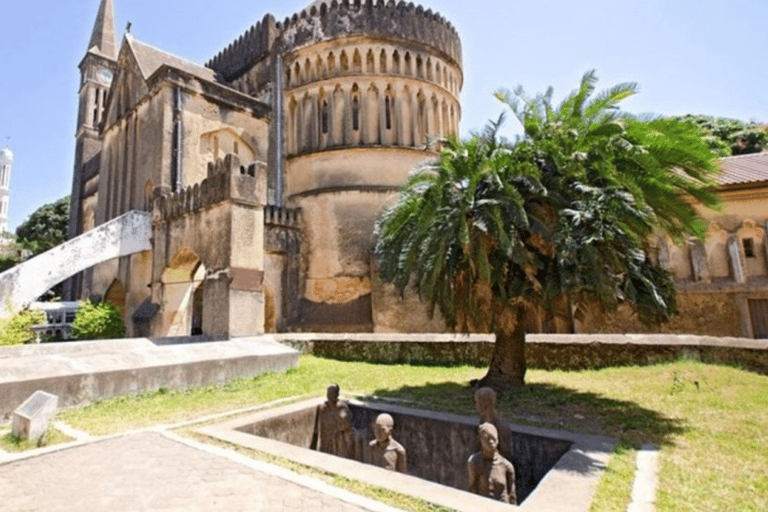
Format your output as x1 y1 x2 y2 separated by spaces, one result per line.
478 422 499 459
475 387 498 420
326 383 340 405
374 413 394 445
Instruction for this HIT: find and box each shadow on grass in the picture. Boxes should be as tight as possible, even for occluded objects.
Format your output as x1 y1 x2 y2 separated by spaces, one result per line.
365 380 689 449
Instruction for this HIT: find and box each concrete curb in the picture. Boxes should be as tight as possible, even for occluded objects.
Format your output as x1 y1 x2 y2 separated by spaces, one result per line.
627 444 660 512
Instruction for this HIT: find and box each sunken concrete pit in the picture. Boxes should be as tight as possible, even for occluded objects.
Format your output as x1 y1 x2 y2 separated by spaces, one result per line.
198 398 615 511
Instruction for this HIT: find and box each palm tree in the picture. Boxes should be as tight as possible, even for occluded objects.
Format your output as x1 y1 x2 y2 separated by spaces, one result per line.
375 71 720 390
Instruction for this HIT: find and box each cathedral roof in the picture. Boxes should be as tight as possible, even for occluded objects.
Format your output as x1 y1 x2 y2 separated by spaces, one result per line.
87 0 118 60
126 35 217 83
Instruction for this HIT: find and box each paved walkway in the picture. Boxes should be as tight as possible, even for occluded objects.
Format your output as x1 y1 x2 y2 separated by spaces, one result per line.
0 431 401 512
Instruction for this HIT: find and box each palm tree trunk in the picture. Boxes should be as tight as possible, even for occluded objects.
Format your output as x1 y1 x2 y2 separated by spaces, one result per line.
475 307 527 391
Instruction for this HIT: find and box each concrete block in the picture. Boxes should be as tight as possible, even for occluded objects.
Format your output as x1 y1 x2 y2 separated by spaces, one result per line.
12 391 58 440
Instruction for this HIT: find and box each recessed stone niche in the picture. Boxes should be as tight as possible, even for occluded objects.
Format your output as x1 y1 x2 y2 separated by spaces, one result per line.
198 399 615 512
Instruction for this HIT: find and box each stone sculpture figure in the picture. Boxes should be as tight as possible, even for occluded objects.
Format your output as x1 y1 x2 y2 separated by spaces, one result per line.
314 383 353 455
475 387 512 457
335 407 365 461
366 413 407 473
467 423 517 504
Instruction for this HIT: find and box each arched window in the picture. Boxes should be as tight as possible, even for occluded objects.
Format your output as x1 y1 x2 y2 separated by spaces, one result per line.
380 49 387 74
366 49 375 73
340 50 349 72
353 49 362 74
328 52 336 76
385 96 393 131
392 51 400 74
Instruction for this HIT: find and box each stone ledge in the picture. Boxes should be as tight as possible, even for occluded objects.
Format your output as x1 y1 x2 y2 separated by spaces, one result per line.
198 398 614 512
0 336 299 419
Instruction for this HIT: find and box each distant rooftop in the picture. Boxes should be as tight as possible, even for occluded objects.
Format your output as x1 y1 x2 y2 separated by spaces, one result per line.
715 151 768 187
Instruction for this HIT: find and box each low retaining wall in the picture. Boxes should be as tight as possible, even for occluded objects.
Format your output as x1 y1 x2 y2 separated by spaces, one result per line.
274 333 768 375
0 336 299 419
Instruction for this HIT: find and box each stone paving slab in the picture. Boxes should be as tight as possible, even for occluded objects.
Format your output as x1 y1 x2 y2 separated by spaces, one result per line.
0 432 389 512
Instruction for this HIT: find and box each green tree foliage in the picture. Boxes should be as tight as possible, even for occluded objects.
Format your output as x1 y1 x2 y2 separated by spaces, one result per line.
0 253 19 273
0 309 45 346
673 115 768 156
71 300 126 340
375 71 720 390
15 196 70 256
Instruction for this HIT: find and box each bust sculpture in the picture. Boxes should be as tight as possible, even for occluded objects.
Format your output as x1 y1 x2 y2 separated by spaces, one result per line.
366 413 407 473
467 423 516 504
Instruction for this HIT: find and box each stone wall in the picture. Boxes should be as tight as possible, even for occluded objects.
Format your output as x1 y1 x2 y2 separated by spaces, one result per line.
274 333 768 374
583 292 743 337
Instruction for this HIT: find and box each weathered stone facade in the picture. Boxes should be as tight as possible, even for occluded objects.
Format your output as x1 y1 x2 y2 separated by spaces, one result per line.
581 152 768 339
68 0 463 337
69 1 767 340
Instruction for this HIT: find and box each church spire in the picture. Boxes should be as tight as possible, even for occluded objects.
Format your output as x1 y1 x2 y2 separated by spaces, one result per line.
87 0 117 60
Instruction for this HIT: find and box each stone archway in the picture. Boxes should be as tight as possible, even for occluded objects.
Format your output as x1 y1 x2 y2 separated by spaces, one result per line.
161 248 206 336
104 279 126 314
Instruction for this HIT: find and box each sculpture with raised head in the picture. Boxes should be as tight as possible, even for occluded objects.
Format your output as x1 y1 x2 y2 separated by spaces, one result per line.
475 386 512 457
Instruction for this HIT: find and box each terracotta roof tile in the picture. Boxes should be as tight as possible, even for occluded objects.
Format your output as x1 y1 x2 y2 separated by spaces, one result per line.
715 152 768 186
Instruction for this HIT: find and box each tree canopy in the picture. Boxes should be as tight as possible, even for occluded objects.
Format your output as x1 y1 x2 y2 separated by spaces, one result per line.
15 196 70 256
672 114 768 156
375 71 720 390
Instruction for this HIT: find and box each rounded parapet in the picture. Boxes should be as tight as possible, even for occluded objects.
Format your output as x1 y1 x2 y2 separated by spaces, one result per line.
206 2 462 82
279 1 462 67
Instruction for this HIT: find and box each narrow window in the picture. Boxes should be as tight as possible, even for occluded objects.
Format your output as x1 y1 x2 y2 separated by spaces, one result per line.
385 97 392 130
321 101 329 134
352 97 360 131
743 238 756 258
234 141 239 155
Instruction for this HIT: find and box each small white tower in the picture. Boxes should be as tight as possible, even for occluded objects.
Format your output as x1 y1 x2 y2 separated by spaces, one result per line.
0 145 12 234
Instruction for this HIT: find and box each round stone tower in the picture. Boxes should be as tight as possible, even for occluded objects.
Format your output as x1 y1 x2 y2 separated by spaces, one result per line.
0 146 13 234
207 0 463 331
282 1 462 330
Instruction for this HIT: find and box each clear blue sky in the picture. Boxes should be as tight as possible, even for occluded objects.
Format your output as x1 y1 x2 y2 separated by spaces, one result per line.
0 0 765 231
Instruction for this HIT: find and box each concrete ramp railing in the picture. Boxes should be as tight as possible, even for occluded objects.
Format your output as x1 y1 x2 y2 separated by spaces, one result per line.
0 211 152 317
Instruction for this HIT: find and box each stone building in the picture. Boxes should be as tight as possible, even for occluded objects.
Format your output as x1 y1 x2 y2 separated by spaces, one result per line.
581 151 768 339
68 0 461 337
68 1 768 340
0 146 13 234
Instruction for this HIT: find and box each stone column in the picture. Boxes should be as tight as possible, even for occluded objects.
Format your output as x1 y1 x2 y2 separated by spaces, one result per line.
209 162 267 338
728 235 747 284
689 242 711 283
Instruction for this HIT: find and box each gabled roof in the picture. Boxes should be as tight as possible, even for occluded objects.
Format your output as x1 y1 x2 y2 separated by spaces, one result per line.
715 152 768 187
126 34 217 83
87 0 118 60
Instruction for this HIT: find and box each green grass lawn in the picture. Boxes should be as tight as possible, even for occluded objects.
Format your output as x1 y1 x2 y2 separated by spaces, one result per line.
55 355 768 512
0 428 73 453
